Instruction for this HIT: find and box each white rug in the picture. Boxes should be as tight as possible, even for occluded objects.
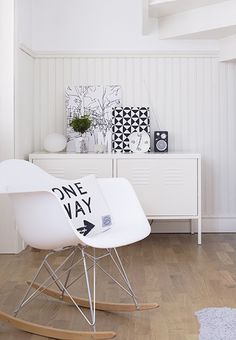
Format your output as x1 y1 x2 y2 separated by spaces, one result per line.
196 307 236 340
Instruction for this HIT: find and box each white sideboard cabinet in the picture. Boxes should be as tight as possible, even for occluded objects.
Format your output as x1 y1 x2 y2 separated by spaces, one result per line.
29 153 201 244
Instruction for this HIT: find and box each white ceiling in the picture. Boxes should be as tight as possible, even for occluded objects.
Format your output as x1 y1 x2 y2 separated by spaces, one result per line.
149 0 225 17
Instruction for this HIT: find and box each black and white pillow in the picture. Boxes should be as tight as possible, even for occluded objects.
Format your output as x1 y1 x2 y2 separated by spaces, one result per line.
112 107 150 153
50 175 112 238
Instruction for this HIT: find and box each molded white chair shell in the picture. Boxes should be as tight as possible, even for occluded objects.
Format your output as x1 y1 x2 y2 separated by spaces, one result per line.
0 159 151 250
0 159 157 339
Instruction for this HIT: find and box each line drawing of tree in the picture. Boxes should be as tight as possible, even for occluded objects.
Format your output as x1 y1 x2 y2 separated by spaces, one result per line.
65 85 121 149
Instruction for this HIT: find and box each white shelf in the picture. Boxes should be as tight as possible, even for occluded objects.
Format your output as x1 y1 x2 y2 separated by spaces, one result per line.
30 152 201 160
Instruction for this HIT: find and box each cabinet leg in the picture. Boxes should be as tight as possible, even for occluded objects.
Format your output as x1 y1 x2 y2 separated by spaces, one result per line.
190 220 195 235
198 218 202 245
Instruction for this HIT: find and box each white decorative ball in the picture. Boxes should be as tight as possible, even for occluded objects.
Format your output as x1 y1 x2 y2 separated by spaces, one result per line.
43 133 67 152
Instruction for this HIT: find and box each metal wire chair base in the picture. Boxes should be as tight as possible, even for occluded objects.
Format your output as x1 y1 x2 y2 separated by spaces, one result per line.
14 245 140 332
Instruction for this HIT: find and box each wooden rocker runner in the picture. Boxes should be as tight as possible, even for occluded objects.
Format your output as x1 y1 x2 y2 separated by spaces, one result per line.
0 160 159 339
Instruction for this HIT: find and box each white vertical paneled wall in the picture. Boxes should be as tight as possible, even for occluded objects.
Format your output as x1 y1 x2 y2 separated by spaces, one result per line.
30 48 236 231
15 48 34 160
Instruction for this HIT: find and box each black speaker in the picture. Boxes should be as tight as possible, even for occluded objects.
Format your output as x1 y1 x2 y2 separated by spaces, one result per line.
154 131 168 152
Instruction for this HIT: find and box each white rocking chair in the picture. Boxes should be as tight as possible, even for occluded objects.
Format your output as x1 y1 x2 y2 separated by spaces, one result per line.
0 159 158 339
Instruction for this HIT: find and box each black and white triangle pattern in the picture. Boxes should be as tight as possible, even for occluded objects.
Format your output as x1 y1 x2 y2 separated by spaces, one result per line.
112 107 150 153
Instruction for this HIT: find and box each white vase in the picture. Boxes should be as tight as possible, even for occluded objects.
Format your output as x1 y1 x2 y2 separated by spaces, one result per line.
74 136 88 153
94 144 106 153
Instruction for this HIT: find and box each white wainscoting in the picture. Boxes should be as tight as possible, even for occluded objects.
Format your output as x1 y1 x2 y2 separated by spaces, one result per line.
21 46 236 233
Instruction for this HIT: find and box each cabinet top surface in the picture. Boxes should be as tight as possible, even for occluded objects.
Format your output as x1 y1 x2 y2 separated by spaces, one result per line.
29 152 201 159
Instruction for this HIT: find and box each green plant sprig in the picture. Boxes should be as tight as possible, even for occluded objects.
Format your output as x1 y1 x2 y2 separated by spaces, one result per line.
70 115 92 134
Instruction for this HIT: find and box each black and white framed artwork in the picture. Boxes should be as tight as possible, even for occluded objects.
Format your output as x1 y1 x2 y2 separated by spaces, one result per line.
66 85 122 152
112 107 150 153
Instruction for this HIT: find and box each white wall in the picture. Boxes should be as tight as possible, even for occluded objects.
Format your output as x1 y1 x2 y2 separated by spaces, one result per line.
219 34 236 61
31 0 219 52
15 49 34 159
0 0 34 253
16 0 32 48
0 0 15 161
14 0 34 159
0 0 24 253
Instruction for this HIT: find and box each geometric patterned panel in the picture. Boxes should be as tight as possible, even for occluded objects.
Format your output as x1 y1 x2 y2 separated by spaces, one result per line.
112 107 150 153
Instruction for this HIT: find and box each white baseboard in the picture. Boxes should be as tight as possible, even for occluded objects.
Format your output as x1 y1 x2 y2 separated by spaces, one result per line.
202 217 236 233
150 217 236 233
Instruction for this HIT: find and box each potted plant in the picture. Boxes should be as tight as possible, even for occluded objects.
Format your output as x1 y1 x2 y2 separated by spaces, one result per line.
70 115 92 153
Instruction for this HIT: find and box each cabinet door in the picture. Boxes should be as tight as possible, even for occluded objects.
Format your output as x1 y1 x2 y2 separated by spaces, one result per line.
33 158 112 179
117 158 198 216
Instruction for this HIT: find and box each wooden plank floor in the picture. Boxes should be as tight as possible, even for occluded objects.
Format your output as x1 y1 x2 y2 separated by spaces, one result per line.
1 233 236 339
